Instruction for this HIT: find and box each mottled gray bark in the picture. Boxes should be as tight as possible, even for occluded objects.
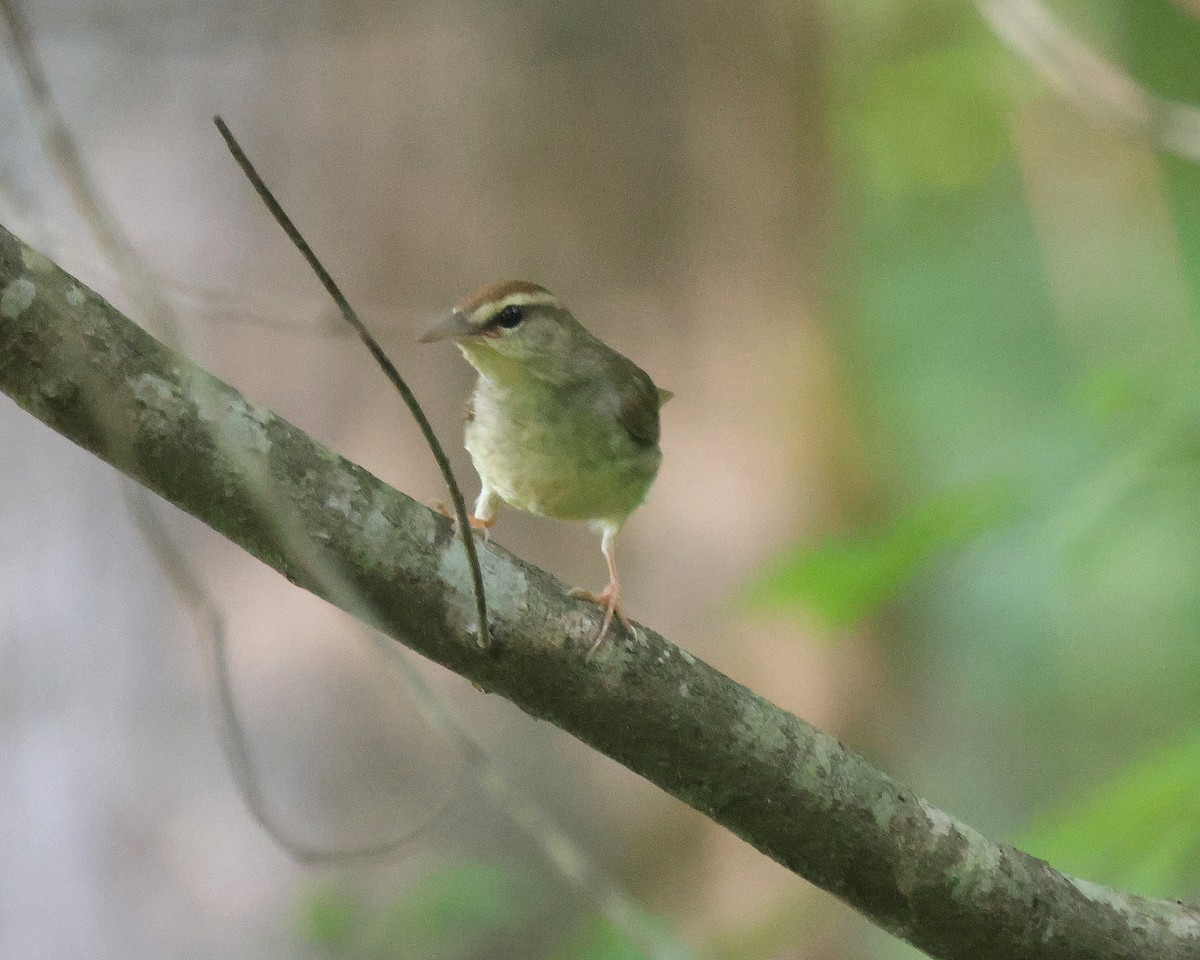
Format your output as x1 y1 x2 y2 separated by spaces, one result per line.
1 221 1197 960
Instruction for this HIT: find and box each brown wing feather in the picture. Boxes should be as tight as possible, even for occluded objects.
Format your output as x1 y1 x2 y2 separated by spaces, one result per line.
617 367 664 447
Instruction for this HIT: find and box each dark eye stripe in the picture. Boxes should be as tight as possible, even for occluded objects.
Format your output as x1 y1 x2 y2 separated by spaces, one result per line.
492 304 524 329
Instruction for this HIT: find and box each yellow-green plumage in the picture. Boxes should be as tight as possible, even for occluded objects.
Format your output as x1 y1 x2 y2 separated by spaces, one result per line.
420 279 669 651
462 331 662 526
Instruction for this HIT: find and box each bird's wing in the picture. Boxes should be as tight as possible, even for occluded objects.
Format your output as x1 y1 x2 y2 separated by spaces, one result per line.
616 365 663 448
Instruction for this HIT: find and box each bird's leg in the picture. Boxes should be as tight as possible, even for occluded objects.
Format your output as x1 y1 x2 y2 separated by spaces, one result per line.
470 486 499 538
570 526 633 654
435 486 498 539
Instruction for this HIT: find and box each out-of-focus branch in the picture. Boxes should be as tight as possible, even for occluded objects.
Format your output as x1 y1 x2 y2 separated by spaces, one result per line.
0 12 683 955
979 0 1200 163
3 223 1198 960
0 0 459 865
0 0 182 338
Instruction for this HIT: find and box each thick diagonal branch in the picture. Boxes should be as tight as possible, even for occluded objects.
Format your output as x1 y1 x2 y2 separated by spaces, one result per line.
1 222 1196 960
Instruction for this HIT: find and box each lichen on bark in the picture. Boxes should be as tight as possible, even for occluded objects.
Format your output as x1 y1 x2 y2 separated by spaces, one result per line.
1 221 1197 960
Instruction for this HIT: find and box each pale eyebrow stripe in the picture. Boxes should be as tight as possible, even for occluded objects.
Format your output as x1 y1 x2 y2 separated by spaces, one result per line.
471 291 560 321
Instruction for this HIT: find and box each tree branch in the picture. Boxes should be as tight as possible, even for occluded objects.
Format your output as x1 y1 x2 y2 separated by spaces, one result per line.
1 221 1196 960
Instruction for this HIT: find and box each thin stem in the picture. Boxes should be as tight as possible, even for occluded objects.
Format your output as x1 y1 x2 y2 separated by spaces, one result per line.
212 115 489 650
0 0 462 860
4 224 1198 959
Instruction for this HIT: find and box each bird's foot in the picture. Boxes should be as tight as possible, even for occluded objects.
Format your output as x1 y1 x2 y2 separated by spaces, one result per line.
434 501 494 540
569 582 633 655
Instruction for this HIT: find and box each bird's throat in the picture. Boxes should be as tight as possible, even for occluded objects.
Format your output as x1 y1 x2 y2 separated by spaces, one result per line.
457 340 551 388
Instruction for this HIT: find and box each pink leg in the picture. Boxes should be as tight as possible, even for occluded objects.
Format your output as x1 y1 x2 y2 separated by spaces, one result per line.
571 526 633 654
435 486 498 539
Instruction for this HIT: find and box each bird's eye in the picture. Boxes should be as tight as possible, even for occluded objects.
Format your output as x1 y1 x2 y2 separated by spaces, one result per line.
493 305 524 329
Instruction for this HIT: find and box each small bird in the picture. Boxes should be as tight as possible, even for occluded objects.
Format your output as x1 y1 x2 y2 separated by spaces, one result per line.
420 280 670 653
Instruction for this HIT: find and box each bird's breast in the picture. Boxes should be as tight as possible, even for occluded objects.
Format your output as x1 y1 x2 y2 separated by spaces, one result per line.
464 378 660 524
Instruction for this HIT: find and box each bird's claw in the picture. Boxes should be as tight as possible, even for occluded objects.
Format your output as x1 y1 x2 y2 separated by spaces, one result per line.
570 584 632 655
434 501 494 540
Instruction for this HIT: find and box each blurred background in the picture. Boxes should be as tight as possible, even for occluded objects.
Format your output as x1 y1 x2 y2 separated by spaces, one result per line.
2 0 1200 957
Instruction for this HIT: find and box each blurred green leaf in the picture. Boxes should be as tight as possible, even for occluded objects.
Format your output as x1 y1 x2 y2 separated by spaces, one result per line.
547 914 692 960
1072 368 1152 429
1022 732 1200 900
390 862 513 936
301 862 534 960
552 921 645 960
300 884 364 956
375 862 528 960
848 45 1007 197
1123 2 1200 329
742 485 1013 629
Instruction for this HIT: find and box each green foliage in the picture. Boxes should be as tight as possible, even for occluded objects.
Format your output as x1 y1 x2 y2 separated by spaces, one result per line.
548 919 648 960
818 2 1200 955
1022 733 1200 900
298 863 691 960
302 884 363 954
848 45 1008 197
1122 1 1200 312
547 914 691 960
388 862 516 946
299 862 532 960
741 485 1013 629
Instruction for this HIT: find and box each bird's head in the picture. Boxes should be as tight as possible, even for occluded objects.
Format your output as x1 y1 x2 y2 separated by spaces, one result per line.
420 280 581 382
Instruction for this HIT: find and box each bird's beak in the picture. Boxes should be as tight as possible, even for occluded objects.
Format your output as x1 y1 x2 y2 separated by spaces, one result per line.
418 308 474 344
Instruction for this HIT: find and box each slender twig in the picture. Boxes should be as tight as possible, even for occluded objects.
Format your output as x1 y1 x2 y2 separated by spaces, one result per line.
0 214 356 333
0 13 682 952
212 115 489 651
0 17 686 956
122 479 464 864
0 0 182 342
0 0 460 863
4 224 1198 960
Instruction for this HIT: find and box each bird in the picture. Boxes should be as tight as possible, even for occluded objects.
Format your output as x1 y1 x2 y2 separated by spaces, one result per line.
420 280 671 654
